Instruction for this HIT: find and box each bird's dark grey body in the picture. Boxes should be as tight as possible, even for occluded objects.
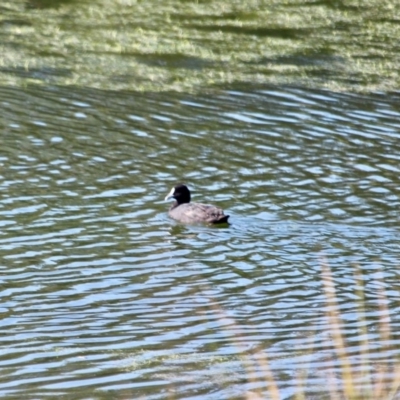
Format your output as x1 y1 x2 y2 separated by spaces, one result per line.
168 201 228 224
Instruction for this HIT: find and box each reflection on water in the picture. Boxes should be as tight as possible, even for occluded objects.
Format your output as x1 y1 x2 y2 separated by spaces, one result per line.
1 85 400 398
2 0 400 92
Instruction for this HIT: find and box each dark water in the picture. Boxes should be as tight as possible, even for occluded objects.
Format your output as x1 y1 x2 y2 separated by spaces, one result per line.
1 85 400 399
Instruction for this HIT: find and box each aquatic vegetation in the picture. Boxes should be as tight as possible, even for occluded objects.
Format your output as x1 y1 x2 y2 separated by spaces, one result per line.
1 0 399 91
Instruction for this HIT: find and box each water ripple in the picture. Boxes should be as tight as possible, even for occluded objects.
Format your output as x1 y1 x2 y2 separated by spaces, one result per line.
0 86 400 398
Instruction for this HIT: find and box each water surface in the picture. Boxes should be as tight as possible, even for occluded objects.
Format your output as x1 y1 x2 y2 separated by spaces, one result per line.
1 85 400 399
1 0 400 91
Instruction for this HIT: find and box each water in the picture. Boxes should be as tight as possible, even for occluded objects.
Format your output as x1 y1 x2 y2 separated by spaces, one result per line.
2 0 400 92
1 85 400 399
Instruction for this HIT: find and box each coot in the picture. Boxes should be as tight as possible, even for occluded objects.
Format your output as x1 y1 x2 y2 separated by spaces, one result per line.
165 184 229 224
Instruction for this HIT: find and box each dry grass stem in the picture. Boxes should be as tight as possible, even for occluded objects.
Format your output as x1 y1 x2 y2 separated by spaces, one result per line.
320 256 355 398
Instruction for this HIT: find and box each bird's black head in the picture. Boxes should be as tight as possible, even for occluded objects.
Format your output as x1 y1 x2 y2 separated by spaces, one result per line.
165 184 191 204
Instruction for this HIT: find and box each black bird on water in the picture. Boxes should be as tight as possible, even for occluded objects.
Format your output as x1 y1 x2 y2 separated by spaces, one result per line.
165 184 229 224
